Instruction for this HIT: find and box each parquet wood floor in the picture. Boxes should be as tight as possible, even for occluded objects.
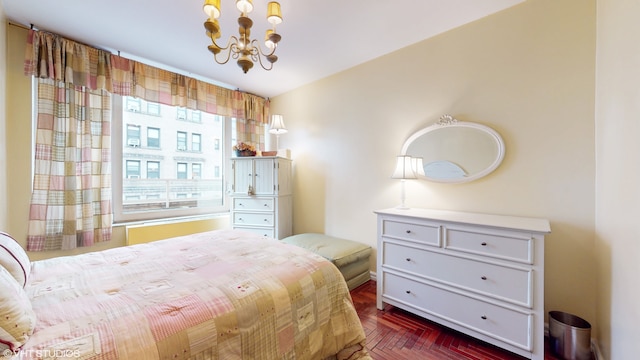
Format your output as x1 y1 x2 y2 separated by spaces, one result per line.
350 280 565 360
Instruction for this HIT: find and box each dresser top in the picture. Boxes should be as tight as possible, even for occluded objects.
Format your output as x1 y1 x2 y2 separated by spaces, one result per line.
375 208 551 234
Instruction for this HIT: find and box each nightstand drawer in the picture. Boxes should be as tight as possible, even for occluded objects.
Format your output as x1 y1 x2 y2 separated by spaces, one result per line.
234 226 275 238
381 220 440 246
233 197 274 211
383 242 532 307
444 226 533 264
233 212 274 226
383 272 532 351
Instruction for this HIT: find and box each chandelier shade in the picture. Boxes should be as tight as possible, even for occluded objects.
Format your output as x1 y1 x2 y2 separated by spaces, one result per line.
203 0 283 73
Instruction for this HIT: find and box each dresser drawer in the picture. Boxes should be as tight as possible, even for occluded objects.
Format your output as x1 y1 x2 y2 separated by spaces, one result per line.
381 219 440 246
233 197 274 211
382 272 532 351
233 212 274 227
234 226 275 238
444 226 533 264
382 242 532 307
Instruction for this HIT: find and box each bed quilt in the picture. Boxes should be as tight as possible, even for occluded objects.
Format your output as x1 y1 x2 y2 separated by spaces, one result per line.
16 229 370 359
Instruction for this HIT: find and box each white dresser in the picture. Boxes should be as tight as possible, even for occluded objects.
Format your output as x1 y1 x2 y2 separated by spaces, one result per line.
375 208 550 359
230 156 292 239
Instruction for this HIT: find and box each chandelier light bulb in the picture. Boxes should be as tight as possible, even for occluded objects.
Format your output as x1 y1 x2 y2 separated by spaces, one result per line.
236 0 254 14
203 0 221 19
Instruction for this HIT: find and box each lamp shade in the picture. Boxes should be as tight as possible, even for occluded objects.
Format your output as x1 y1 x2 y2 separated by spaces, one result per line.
203 0 221 18
269 114 288 135
267 2 283 25
391 155 417 179
236 0 254 14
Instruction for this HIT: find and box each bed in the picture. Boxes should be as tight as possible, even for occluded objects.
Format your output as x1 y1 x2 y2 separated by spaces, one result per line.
0 230 371 359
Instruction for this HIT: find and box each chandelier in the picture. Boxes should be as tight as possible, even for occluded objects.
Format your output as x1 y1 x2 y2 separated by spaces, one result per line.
203 0 283 73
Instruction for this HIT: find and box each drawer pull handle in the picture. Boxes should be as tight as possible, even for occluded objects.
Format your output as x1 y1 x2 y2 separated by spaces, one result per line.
263 204 268 206
481 276 487 280
264 219 268 222
406 230 411 234
238 203 243 206
405 290 411 294
481 315 487 320
405 258 411 262
238 218 243 221
481 242 487 246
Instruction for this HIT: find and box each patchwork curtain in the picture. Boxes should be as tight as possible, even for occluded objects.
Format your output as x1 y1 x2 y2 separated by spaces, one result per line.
23 29 271 250
27 79 113 251
25 29 270 148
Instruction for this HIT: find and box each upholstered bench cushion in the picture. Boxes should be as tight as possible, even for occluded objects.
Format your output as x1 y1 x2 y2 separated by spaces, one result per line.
282 233 372 290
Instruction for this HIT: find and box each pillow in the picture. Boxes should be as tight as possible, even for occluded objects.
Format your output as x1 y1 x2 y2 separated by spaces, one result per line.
0 266 36 353
0 232 30 287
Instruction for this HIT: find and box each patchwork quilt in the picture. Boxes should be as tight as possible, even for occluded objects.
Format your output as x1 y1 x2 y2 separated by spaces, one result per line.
18 229 371 359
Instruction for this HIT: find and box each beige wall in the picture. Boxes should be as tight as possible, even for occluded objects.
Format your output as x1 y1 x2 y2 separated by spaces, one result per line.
272 0 598 337
595 0 640 358
0 0 7 231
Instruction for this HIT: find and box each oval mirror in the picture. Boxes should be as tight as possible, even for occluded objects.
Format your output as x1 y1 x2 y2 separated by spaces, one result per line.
401 115 505 183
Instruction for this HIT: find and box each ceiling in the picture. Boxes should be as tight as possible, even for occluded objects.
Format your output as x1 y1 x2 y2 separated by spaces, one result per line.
3 0 523 98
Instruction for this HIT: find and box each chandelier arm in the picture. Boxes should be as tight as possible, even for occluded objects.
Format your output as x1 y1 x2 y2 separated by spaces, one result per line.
250 39 276 71
209 36 241 65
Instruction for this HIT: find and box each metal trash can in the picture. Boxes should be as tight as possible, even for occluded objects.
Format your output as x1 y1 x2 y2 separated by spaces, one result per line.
549 311 592 360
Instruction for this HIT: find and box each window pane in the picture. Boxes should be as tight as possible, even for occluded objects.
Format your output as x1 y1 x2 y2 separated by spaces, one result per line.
118 96 226 219
147 127 160 148
192 133 201 152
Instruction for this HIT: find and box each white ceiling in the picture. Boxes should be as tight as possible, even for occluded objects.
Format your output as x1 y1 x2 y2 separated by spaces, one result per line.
3 0 523 98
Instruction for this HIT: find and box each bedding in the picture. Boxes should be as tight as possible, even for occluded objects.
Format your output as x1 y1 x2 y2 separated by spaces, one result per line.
10 229 371 359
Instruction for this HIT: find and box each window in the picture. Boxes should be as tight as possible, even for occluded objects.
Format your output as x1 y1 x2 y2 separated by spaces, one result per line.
126 97 161 116
113 95 233 222
147 127 160 148
126 125 141 147
192 163 202 179
177 131 187 151
192 133 201 152
177 162 188 179
214 138 220 150
176 107 202 123
147 161 160 179
126 160 141 179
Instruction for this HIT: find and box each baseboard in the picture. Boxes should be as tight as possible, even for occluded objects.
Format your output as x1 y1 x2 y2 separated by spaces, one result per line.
370 270 377 282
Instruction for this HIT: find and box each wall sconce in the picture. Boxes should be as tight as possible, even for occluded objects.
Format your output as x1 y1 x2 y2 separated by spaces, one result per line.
269 114 287 149
391 155 417 209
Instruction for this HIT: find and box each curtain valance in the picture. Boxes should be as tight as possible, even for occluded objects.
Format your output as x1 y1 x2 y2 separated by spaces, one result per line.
24 29 269 123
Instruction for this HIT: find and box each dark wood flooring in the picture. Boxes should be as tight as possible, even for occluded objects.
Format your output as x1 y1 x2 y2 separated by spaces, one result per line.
350 280 566 360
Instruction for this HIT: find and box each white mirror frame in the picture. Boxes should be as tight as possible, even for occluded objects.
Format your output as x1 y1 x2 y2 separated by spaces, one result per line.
400 115 505 184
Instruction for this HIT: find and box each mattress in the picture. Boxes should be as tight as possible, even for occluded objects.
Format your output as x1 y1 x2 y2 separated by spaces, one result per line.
18 229 371 359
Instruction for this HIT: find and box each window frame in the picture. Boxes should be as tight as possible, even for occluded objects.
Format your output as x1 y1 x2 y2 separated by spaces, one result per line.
111 95 233 223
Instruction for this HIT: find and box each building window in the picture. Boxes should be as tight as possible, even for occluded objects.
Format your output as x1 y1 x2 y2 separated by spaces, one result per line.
176 107 202 123
147 161 160 179
126 97 161 116
192 163 202 179
147 127 160 148
177 162 188 179
192 133 201 152
215 165 220 178
177 131 187 151
126 160 141 179
126 125 141 147
214 138 220 150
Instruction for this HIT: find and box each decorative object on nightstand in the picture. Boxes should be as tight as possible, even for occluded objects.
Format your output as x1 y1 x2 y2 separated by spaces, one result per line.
230 156 292 239
233 142 256 157
391 155 417 209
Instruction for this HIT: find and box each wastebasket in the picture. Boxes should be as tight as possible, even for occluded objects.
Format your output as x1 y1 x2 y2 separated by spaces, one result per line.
549 311 592 360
